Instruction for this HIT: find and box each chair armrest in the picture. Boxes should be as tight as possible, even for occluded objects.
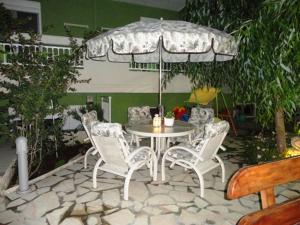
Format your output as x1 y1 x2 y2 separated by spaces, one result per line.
163 146 204 161
237 198 300 225
126 146 157 163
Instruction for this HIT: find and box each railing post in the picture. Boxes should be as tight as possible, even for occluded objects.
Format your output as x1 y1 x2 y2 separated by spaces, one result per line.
16 136 30 193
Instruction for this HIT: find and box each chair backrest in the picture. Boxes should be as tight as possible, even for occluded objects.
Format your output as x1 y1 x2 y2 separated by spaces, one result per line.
188 107 214 126
195 120 229 162
101 96 112 122
128 106 152 124
91 121 130 169
82 110 98 139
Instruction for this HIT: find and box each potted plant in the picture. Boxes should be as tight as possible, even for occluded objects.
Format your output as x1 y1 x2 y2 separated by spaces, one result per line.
164 111 175 127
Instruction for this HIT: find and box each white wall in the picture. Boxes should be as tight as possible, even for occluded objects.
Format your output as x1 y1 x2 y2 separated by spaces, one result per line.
42 34 192 93
75 59 192 93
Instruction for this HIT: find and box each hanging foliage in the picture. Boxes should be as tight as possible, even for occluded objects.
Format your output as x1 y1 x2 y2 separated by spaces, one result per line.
164 0 262 90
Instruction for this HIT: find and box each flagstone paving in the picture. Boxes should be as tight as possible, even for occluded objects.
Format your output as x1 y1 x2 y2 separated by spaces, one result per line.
0 136 299 225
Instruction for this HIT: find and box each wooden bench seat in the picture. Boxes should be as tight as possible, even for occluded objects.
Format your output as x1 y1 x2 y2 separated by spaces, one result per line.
227 156 300 225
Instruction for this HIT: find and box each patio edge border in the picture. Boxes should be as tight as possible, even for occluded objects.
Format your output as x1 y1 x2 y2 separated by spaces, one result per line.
1 154 84 196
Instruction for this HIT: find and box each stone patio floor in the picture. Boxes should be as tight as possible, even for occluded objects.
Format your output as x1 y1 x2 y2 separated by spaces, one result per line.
0 136 299 225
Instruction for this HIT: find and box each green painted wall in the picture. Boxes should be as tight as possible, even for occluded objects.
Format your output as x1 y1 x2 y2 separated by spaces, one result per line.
37 0 179 37
60 92 190 124
60 92 233 124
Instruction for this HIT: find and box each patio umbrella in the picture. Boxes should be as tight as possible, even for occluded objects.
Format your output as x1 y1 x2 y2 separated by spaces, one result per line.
86 19 238 113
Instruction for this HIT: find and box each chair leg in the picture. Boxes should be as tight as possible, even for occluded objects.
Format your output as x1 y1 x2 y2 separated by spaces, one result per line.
124 167 135 200
92 158 103 188
193 168 205 198
220 161 226 183
215 155 226 183
84 146 95 169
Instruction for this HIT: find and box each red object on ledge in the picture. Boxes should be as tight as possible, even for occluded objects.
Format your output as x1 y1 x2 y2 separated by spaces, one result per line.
172 106 187 120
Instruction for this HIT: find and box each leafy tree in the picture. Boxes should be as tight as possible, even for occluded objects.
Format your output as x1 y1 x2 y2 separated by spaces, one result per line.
0 4 84 176
233 0 300 152
169 0 299 153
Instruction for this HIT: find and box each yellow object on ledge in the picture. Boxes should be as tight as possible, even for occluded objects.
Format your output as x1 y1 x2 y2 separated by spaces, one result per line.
188 87 220 105
282 147 300 158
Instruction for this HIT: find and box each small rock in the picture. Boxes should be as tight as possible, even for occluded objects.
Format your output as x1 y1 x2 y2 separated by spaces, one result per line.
53 179 75 193
133 215 148 225
60 217 84 225
77 187 89 196
121 200 134 208
21 192 38 201
194 197 209 208
142 206 162 215
7 198 26 209
68 163 83 171
76 192 99 204
128 182 149 202
36 176 65 188
104 208 119 215
21 192 60 219
178 209 205 225
55 169 74 177
187 206 199 213
169 190 195 202
146 195 175 206
150 214 178 225
147 184 172 194
46 206 71 225
280 190 299 199
87 215 101 225
37 187 50 195
5 192 20 201
102 209 135 225
71 203 86 216
63 192 77 202
160 205 179 213
133 201 143 212
206 205 229 214
0 210 18 224
102 189 120 207
86 199 103 213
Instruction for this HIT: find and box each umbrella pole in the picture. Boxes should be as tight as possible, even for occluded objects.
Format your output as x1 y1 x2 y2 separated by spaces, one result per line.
159 36 162 107
159 36 164 117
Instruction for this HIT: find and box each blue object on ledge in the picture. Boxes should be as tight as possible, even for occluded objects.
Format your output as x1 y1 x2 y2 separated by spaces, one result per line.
181 113 189 122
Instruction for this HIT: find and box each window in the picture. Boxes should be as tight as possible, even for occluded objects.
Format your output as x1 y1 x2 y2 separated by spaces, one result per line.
1 0 42 34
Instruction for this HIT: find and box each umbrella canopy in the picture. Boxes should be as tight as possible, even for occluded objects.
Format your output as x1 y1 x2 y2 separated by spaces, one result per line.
86 19 238 108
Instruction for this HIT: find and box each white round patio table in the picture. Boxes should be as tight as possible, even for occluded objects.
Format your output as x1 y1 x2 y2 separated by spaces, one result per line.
126 120 195 158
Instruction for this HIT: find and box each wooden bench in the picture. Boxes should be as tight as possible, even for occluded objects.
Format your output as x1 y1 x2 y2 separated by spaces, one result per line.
227 156 300 225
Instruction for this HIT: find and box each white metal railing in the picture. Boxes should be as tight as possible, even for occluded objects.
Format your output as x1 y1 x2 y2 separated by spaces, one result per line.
0 42 83 68
129 62 171 72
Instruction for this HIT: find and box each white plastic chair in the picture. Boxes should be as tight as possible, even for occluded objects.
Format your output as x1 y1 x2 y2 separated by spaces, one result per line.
128 106 152 146
167 107 214 147
82 110 99 169
91 121 157 200
162 120 229 198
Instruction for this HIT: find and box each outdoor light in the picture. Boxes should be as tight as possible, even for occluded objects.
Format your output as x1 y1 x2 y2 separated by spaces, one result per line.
153 114 161 127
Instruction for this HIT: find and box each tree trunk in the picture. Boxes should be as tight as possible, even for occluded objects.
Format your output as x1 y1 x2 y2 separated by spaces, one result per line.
275 106 286 152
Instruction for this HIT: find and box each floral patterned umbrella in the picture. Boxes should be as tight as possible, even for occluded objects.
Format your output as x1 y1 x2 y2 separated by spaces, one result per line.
86 19 238 108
